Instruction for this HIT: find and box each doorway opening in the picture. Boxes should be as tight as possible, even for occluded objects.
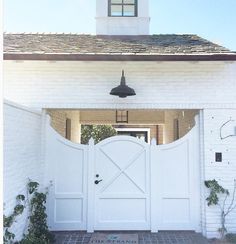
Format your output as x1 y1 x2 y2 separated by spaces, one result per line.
46 109 199 145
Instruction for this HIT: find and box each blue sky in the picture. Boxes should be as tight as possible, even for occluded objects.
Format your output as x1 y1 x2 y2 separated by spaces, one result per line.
4 0 236 51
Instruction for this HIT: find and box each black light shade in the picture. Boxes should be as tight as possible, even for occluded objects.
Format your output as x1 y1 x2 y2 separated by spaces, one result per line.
110 70 136 98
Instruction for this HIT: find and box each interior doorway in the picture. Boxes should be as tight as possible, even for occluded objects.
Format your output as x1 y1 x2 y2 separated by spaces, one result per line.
46 109 199 145
116 128 150 143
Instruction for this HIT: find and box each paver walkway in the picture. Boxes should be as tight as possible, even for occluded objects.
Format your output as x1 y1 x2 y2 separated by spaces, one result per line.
53 231 209 244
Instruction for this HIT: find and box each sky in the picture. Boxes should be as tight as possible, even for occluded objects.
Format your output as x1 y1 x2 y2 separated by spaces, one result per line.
3 0 236 51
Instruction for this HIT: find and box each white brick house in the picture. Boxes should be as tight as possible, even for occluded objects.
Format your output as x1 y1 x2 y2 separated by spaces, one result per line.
3 0 236 240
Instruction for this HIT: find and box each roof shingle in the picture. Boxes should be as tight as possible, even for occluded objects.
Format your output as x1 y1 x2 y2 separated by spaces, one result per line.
4 33 234 55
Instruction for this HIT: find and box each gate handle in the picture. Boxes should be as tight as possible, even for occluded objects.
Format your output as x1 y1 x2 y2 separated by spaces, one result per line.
94 179 103 185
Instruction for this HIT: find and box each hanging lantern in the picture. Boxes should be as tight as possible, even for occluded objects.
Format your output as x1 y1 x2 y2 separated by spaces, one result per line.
110 70 136 98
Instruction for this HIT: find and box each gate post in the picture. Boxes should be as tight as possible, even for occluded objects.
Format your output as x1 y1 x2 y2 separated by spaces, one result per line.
87 138 95 232
150 138 158 233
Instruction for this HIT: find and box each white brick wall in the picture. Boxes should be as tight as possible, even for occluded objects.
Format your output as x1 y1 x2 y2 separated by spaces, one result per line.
202 109 236 238
3 100 43 241
3 60 236 238
3 61 236 109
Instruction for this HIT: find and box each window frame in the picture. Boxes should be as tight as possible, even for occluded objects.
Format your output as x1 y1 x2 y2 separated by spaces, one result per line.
115 128 150 143
116 110 129 123
108 0 138 17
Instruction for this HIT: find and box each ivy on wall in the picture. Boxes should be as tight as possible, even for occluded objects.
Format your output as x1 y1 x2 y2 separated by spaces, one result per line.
3 180 54 244
3 195 26 243
205 179 236 239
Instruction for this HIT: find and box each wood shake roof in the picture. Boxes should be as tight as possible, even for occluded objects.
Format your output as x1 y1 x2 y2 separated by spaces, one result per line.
4 33 236 61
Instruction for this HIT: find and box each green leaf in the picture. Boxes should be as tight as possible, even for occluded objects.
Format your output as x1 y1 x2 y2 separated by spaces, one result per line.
5 228 15 240
205 179 229 206
16 194 26 201
3 215 14 227
28 181 39 194
14 204 25 215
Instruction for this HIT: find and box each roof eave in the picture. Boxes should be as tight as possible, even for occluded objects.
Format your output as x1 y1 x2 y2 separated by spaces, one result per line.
4 53 236 61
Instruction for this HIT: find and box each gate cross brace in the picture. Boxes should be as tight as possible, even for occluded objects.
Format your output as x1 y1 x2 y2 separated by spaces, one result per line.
99 147 146 194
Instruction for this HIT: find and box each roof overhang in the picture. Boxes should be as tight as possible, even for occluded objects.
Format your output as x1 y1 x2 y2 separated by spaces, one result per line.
4 53 236 61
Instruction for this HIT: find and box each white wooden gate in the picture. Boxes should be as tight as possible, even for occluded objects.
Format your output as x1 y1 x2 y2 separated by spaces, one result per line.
45 115 200 232
93 136 150 230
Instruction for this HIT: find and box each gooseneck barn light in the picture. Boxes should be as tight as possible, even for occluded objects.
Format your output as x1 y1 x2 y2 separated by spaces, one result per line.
110 70 136 98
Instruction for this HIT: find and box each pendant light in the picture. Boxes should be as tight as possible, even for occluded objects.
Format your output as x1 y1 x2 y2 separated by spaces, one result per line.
110 70 136 98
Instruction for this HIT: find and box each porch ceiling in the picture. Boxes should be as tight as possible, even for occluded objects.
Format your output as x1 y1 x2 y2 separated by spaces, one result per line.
79 109 165 125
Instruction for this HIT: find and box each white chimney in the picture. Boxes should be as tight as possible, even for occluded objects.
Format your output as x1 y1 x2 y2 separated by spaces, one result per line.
96 0 150 35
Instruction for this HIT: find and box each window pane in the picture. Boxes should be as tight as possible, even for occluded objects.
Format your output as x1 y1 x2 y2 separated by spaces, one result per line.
124 0 135 4
111 0 122 3
116 110 128 123
123 5 135 16
111 5 122 16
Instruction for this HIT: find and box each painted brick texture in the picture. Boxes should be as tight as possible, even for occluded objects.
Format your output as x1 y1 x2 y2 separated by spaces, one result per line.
3 101 43 241
203 109 236 238
3 61 236 109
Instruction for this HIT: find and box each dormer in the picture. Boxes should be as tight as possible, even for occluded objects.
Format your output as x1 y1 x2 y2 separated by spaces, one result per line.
96 0 150 35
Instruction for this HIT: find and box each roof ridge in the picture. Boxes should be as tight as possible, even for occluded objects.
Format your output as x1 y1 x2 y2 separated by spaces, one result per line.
3 32 93 35
4 32 201 36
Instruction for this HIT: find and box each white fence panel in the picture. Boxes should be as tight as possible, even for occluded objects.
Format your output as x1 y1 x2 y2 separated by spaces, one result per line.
45 116 88 231
153 116 200 231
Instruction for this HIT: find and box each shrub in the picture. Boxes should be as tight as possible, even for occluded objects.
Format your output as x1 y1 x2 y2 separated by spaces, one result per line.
81 125 117 144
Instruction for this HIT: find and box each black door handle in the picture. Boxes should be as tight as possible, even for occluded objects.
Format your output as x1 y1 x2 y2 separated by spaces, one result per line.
94 179 103 185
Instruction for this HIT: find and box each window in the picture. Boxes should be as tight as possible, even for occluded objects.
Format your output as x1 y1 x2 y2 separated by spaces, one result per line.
108 0 137 17
116 110 128 123
116 128 150 143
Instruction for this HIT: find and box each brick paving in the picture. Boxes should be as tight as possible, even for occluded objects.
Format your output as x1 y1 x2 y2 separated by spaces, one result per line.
53 231 209 244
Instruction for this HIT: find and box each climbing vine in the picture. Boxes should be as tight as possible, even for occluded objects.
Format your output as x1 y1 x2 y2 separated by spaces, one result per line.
20 181 54 244
3 195 26 243
3 180 54 244
205 179 236 239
